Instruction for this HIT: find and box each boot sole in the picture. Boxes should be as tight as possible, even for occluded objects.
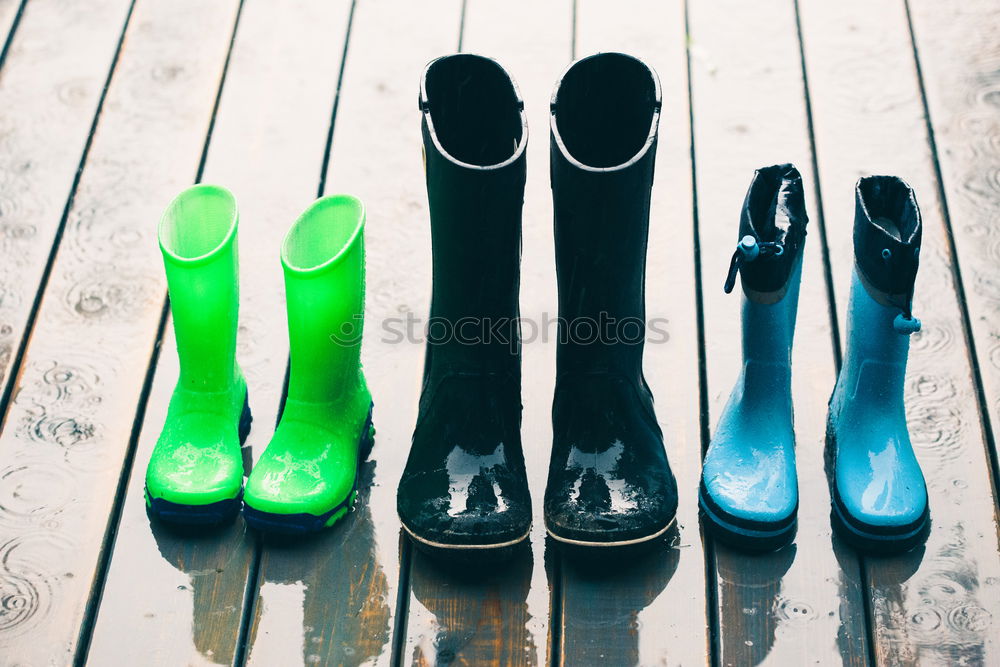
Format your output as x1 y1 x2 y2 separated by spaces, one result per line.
243 405 374 535
698 489 797 552
830 494 930 555
400 521 532 553
545 515 677 548
145 391 253 526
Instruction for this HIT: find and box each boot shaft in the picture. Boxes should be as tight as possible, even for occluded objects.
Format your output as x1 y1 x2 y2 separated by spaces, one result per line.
730 164 809 366
838 267 911 402
419 54 527 375
739 266 801 365
549 53 661 375
837 176 923 401
159 184 240 393
281 195 367 404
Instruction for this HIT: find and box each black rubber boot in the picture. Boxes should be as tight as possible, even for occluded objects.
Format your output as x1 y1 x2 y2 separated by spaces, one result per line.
544 53 678 547
397 54 532 552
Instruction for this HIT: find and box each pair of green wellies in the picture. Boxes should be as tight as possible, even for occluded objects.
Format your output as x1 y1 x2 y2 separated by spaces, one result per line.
144 184 373 534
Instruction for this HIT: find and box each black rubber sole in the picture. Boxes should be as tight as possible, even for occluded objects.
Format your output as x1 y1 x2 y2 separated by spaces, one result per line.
243 405 375 536
830 494 930 555
698 486 797 553
545 515 677 549
145 392 253 526
400 516 532 563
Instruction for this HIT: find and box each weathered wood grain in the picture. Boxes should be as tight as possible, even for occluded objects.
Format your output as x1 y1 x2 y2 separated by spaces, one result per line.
687 0 869 664
800 1 1000 663
85 2 354 664
0 0 240 661
908 0 1000 519
555 1 710 665
0 0 132 408
240 1 462 665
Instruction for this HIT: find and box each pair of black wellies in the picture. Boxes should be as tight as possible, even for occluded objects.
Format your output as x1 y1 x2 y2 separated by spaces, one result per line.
397 52 929 555
397 52 676 551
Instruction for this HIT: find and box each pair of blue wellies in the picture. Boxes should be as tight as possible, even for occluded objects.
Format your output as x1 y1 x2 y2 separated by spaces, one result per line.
699 164 929 553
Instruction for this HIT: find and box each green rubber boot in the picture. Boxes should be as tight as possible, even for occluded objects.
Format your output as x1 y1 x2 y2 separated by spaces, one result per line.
243 195 374 534
145 184 251 525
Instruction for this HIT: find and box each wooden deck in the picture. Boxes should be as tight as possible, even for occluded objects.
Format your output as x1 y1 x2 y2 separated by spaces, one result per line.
0 0 998 664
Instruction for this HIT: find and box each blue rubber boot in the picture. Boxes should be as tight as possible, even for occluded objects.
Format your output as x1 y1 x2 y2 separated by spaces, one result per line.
827 176 929 553
699 164 808 551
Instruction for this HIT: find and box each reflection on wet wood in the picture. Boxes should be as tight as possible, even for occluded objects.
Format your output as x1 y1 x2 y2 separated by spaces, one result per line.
908 0 1000 514
800 0 1000 663
0 0 240 661
86 1 353 664
687 0 869 664
246 464 392 666
240 1 462 665
408 546 537 666
558 1 710 665
0 0 132 408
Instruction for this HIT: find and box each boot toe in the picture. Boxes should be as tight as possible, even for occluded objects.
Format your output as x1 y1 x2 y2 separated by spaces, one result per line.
544 494 677 546
397 470 531 548
146 429 243 506
831 431 929 548
700 467 798 529
833 477 928 536
244 464 350 517
544 467 678 546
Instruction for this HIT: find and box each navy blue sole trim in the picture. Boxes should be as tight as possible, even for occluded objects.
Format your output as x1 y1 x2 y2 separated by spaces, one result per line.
242 404 375 536
145 392 252 526
147 492 242 525
698 488 797 552
698 480 797 533
830 493 930 554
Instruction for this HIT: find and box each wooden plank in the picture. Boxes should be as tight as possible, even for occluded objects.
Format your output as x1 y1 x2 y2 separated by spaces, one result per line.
799 1 1000 663
240 1 463 665
391 2 569 665
908 0 1000 512
0 0 240 661
0 0 132 409
84 2 354 665
687 0 870 664
557 1 709 665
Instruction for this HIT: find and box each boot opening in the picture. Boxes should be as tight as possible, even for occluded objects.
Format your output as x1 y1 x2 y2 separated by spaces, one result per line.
159 184 237 260
283 195 364 270
552 53 658 169
745 164 799 240
857 176 920 243
422 54 523 167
